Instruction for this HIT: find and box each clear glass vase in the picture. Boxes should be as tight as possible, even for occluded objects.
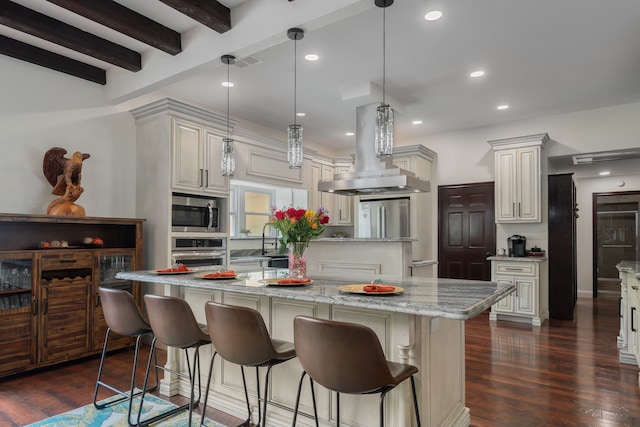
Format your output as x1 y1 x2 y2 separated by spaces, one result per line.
288 242 308 278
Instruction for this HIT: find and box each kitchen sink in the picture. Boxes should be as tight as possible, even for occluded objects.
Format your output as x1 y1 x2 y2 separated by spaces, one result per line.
264 254 288 268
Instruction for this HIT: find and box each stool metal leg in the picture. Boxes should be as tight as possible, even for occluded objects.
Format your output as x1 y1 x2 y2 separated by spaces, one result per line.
200 350 218 426
309 377 319 427
410 376 422 427
336 391 340 427
291 371 306 427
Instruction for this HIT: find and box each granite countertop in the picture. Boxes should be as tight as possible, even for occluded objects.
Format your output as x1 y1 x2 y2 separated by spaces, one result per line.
410 259 438 267
617 261 640 279
117 267 513 320
313 237 417 243
229 256 270 264
487 255 547 262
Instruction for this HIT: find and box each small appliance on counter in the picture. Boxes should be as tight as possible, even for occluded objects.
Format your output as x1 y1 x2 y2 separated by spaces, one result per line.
507 235 527 257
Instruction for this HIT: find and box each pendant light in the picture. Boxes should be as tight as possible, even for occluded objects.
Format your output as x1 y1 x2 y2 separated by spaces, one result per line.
221 54 236 177
287 27 304 169
375 0 394 158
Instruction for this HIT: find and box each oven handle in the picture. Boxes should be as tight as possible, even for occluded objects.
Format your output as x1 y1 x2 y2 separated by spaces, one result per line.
172 251 226 260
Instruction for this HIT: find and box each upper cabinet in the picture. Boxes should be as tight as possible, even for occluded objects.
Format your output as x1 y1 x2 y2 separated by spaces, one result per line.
172 119 229 194
310 161 335 224
489 133 548 223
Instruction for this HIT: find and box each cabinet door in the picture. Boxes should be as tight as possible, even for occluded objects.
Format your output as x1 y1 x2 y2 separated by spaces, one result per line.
92 250 136 351
204 129 230 193
320 165 334 223
630 286 640 357
514 277 536 315
493 276 514 313
0 253 36 375
494 150 517 222
334 166 353 225
40 275 91 363
515 147 540 222
173 120 204 191
310 162 322 212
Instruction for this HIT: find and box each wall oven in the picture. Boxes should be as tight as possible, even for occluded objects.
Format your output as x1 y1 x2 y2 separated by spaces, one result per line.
171 237 226 270
172 193 219 233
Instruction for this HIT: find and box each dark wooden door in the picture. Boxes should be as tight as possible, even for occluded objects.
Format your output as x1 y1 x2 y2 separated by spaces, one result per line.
438 182 495 280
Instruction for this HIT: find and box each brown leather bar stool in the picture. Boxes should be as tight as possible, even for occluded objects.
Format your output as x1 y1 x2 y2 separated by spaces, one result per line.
201 301 296 427
140 294 212 427
292 316 422 427
93 287 159 425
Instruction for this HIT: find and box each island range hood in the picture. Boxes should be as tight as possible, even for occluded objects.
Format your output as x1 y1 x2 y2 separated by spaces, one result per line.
318 103 431 196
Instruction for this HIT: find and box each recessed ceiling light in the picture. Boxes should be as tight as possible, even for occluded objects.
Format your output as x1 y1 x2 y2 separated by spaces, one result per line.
221 81 234 87
599 171 611 176
346 132 354 136
412 120 423 125
469 70 485 78
496 104 509 110
296 112 306 117
305 53 319 62
424 10 443 21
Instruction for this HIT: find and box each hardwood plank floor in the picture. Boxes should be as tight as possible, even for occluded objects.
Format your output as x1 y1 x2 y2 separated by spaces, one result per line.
466 296 640 427
1 296 639 426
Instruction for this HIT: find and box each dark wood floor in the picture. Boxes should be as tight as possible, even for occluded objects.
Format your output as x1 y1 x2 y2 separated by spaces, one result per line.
1 296 639 427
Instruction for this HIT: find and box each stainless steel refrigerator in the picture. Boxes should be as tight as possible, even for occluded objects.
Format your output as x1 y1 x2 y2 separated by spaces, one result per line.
357 197 410 238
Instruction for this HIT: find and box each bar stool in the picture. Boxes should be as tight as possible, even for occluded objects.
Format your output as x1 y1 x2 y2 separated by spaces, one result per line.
140 294 212 427
201 301 296 427
93 287 158 425
292 316 422 427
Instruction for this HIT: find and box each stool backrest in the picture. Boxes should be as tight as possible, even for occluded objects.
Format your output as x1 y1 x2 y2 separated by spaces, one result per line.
98 287 149 336
204 301 277 366
144 294 206 349
294 315 395 394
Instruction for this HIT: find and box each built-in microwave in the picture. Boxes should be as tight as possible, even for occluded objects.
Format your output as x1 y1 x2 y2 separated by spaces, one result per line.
171 193 219 233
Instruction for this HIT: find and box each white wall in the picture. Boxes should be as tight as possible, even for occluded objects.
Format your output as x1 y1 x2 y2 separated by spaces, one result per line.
399 101 640 296
0 56 137 217
575 174 640 296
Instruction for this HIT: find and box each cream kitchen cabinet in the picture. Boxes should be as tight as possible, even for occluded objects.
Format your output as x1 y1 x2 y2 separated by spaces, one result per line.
333 166 353 225
489 134 547 223
489 258 547 326
172 119 229 195
310 161 334 223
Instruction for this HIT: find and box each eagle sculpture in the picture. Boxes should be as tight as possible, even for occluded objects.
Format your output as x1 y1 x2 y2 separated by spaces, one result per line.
43 147 90 216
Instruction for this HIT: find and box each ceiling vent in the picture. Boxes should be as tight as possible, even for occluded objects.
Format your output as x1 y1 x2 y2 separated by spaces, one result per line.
572 148 640 165
234 55 263 69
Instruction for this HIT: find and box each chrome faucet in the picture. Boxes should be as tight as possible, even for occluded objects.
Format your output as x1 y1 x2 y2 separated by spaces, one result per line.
261 223 278 255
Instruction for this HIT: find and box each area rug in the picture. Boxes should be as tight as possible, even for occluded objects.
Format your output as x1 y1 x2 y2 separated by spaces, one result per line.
25 393 223 427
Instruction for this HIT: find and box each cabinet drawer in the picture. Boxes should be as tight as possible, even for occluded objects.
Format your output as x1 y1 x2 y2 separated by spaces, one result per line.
41 251 93 270
494 262 536 276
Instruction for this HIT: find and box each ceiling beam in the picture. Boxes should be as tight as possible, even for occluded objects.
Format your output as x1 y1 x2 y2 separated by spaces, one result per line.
159 0 231 34
0 0 141 71
46 0 182 55
0 34 105 84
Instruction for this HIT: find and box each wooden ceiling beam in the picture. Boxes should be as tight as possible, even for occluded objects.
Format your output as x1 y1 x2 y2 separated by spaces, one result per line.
0 34 106 84
46 0 182 56
159 0 231 34
0 0 141 71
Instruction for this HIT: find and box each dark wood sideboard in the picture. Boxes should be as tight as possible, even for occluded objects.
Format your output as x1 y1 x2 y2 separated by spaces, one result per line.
0 213 144 377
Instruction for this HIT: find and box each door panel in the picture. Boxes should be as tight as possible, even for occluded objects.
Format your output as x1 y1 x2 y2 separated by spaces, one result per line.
438 182 495 280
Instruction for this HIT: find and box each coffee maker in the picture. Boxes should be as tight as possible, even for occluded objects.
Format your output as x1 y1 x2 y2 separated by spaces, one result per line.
508 235 527 257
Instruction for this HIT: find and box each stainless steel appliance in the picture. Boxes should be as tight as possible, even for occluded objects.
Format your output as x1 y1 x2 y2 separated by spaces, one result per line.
171 237 226 270
357 197 410 238
317 103 430 196
171 193 219 233
508 235 527 257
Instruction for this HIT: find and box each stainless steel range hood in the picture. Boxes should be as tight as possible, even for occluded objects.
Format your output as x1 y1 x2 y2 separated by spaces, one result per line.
318 103 431 196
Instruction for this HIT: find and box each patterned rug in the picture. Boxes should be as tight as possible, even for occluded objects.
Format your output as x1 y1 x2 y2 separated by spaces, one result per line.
25 393 223 427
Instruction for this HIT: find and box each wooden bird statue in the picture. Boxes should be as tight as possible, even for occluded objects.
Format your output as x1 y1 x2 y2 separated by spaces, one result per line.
43 147 90 216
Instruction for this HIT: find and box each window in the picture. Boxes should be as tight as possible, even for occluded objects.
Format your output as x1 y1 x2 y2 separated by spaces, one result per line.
230 179 309 238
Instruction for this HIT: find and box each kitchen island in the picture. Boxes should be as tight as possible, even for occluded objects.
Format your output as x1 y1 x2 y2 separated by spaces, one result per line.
118 268 514 427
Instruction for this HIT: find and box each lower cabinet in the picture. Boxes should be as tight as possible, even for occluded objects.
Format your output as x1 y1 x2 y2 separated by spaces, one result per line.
0 214 144 378
489 259 547 326
619 265 640 367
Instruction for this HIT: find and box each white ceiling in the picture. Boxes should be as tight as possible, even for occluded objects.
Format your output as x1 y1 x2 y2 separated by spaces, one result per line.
4 0 640 158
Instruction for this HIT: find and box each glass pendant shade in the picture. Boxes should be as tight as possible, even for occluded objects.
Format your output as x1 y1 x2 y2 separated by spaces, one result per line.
287 124 303 169
221 137 235 176
375 104 394 157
